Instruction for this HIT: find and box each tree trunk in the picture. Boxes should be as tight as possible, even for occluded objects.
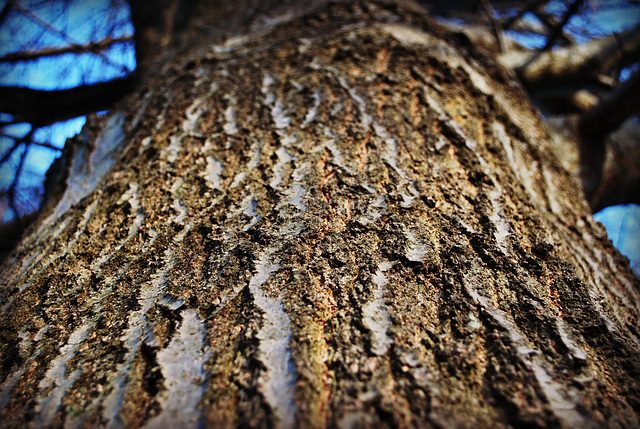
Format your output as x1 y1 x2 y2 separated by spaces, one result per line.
1 1 639 428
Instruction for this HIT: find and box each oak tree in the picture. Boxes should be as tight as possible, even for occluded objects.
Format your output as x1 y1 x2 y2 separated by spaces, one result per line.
1 1 639 427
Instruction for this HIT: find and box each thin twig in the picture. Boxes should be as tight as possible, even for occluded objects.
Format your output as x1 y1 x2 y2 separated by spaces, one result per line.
0 35 133 63
0 132 62 151
6 0 132 73
5 129 34 225
534 11 574 45
541 0 583 51
479 0 505 53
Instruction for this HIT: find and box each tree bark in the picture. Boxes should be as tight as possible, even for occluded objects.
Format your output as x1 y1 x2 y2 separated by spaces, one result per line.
1 1 639 428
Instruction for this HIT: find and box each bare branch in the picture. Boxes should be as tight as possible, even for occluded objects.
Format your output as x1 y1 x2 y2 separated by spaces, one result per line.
499 24 640 88
6 0 133 74
579 70 640 137
533 11 573 45
479 0 505 53
0 132 61 152
6 131 32 226
0 74 137 127
0 35 133 63
532 87 598 114
541 0 582 51
6 0 78 46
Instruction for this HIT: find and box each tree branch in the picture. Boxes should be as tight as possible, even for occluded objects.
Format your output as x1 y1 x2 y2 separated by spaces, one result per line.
499 24 640 88
7 0 79 46
6 0 132 73
579 70 640 137
0 132 61 152
0 74 137 127
0 35 133 63
533 11 573 45
541 0 582 51
479 0 504 53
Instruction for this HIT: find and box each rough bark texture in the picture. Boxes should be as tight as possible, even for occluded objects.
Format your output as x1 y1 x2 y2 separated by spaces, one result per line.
1 1 640 428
